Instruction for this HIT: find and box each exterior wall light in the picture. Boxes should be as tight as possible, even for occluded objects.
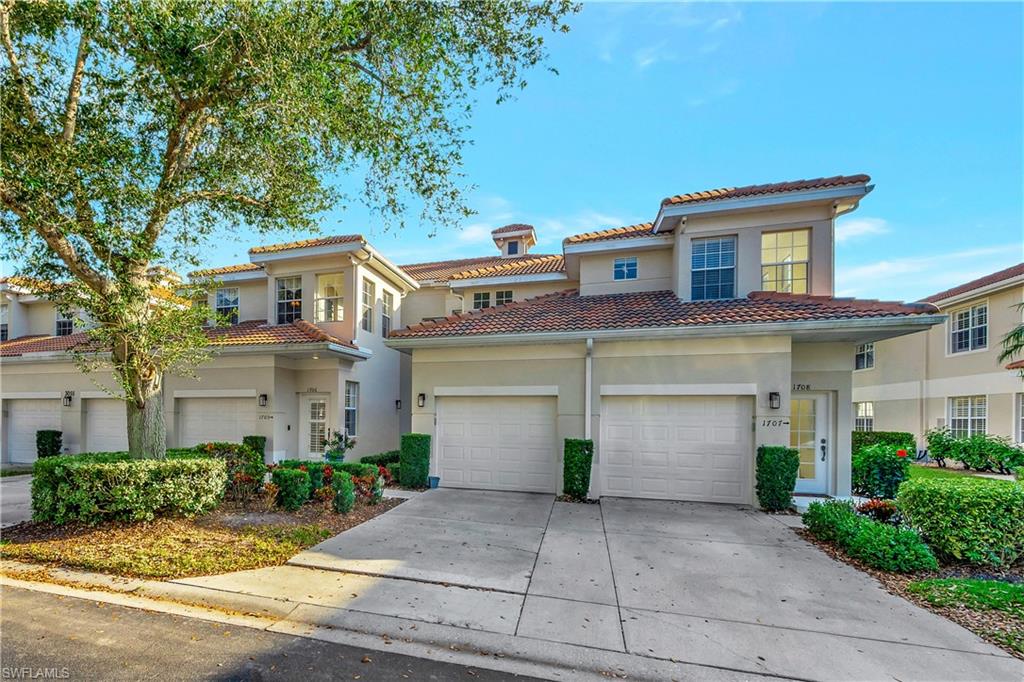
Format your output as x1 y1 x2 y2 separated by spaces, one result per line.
417 393 426 408
395 399 402 411
62 390 74 407
768 392 781 410
258 394 268 407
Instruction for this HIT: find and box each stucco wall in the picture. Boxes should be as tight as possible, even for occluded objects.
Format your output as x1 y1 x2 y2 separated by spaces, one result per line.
454 280 572 310
578 247 674 297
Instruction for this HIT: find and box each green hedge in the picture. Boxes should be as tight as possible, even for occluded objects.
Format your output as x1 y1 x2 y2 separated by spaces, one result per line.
333 471 356 513
271 468 310 511
755 445 799 511
278 460 328 490
897 478 1024 567
186 442 266 501
32 453 225 525
399 433 430 488
563 439 593 499
852 444 910 499
926 428 1024 474
802 500 937 572
361 450 401 466
242 435 267 458
36 430 63 458
852 431 914 455
334 462 383 502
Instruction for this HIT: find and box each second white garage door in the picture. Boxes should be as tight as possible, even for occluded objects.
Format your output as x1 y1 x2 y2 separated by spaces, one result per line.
3 399 61 463
84 399 129 452
436 396 557 493
178 397 258 447
601 395 752 504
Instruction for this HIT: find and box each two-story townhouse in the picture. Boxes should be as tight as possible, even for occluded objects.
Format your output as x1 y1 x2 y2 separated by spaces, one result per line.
387 175 945 504
852 263 1024 445
0 235 417 463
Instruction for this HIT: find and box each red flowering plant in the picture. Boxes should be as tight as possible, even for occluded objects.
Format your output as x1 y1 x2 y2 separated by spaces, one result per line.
377 465 393 485
855 498 900 525
896 449 908 458
323 464 334 486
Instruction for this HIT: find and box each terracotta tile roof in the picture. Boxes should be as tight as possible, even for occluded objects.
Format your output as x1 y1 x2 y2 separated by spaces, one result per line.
190 263 264 278
249 234 364 255
1 320 357 357
390 289 938 339
400 254 558 283
564 222 655 245
661 174 871 207
920 263 1024 303
1 277 186 305
1007 359 1024 371
448 255 565 281
491 224 535 235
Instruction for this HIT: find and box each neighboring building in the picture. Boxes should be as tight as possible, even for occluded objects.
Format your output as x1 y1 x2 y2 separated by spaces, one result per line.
388 174 944 504
852 263 1024 445
0 236 418 463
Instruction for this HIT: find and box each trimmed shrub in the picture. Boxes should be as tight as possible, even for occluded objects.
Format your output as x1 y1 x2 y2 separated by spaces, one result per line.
388 462 401 483
925 427 956 466
36 430 63 458
333 470 356 513
399 433 430 488
856 498 899 525
166 447 200 458
852 444 910 499
31 453 225 524
271 468 310 511
361 450 401 467
755 445 799 511
334 462 383 502
898 478 1024 567
803 500 859 544
851 431 915 456
278 460 327 490
1016 467 1024 482
186 442 266 501
242 435 267 458
562 439 594 499
803 500 936 572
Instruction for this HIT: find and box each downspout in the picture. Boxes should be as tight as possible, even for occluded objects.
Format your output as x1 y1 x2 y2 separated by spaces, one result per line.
585 338 593 440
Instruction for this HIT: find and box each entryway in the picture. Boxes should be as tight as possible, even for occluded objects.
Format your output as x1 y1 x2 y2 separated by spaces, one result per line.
791 392 831 494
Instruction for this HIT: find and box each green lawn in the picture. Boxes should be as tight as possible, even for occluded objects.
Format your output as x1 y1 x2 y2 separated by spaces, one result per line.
0 467 33 478
907 578 1024 655
908 464 982 481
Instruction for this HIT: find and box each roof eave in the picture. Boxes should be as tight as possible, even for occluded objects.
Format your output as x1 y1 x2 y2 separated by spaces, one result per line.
449 272 569 288
923 273 1024 307
563 236 674 255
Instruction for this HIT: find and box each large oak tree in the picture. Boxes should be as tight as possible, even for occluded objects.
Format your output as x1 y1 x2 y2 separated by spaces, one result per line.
1 0 575 457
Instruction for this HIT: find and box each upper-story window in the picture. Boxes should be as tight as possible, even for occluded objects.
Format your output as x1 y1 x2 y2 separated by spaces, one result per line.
855 342 874 370
761 228 809 294
276 276 302 324
691 237 736 300
55 311 74 336
315 273 343 323
215 287 239 325
507 241 519 255
495 290 513 306
613 256 638 281
0 303 8 341
950 303 986 353
472 292 491 309
381 290 394 336
360 278 375 332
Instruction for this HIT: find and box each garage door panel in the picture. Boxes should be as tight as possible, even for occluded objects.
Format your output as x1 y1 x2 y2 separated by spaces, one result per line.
179 398 258 447
84 399 129 452
5 399 61 463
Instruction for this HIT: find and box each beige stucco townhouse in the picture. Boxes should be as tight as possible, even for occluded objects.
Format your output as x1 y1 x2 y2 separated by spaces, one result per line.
387 175 945 504
852 263 1024 446
0 236 418 463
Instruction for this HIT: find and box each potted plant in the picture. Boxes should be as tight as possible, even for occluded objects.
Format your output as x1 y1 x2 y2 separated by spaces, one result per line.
323 430 356 463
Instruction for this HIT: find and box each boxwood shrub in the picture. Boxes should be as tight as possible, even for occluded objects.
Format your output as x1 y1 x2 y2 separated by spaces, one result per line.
242 435 267 458
278 460 328 490
563 439 593 500
399 433 430 488
36 430 63 458
32 453 225 525
271 468 310 511
361 450 400 466
333 470 356 513
802 500 858 543
897 478 1024 567
852 444 910 499
755 445 799 511
851 431 914 455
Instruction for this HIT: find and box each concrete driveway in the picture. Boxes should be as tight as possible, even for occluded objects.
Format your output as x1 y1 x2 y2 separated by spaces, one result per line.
185 490 1020 680
1 475 32 528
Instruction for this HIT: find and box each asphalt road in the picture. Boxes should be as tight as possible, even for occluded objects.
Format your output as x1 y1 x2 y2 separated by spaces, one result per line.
0 586 541 681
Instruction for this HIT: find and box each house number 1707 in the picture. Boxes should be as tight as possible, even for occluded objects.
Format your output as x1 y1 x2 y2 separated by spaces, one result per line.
760 418 790 427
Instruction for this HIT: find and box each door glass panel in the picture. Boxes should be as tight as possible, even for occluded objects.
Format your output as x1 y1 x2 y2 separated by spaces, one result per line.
308 399 327 455
790 398 817 479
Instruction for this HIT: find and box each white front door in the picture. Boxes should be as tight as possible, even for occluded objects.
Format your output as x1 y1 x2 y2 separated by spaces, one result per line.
791 393 830 494
300 396 329 459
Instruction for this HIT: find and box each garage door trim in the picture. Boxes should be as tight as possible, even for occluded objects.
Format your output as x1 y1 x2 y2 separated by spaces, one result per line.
601 383 757 396
435 385 558 397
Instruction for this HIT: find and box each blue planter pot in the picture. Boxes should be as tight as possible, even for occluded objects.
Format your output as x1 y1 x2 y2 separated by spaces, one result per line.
428 476 440 489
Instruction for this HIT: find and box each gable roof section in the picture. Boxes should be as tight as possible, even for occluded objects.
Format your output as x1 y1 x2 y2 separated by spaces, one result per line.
564 223 656 245
191 263 264 278
249 234 364 255
400 254 559 283
448 255 565 281
0 319 357 358
921 262 1024 303
390 289 937 339
491 224 534 235
661 174 871 207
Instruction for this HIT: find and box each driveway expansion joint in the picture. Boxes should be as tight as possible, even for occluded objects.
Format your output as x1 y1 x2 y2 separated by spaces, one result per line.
283 560 526 597
513 494 555 636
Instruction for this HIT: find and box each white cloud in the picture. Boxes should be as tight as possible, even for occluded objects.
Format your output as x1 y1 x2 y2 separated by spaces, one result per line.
535 210 632 246
632 42 674 71
835 217 889 243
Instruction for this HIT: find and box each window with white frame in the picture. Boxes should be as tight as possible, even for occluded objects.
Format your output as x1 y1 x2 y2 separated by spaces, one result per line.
381 290 394 336
360 278 375 332
950 303 987 353
315 273 343 323
691 236 736 300
0 303 8 341
854 402 874 432
855 342 875 370
472 291 491 309
276 276 302 324
344 381 359 436
949 395 986 438
495 290 513 306
55 310 74 336
613 256 638 281
215 287 239 325
761 228 810 293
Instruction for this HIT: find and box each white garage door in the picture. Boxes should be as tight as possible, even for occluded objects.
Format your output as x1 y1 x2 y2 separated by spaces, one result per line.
84 399 129 452
436 396 557 493
4 399 61 463
179 397 258 447
601 395 752 504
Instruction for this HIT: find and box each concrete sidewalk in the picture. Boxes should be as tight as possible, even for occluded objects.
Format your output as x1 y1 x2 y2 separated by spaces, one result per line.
1 475 32 528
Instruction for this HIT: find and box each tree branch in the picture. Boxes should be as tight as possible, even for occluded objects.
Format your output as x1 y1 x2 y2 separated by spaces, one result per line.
175 190 270 209
0 1 38 127
335 34 371 54
62 30 91 143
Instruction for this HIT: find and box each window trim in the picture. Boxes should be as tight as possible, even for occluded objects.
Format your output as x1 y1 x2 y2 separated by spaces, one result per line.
344 381 359 437
0 303 8 342
854 342 875 371
613 256 638 281
381 290 393 336
472 291 491 310
854 401 874 432
495 290 513 306
215 286 240 325
506 240 519 255
760 227 811 294
275 276 303 325
948 395 987 439
690 235 737 301
55 310 74 337
360 278 375 333
947 300 988 356
314 273 344 323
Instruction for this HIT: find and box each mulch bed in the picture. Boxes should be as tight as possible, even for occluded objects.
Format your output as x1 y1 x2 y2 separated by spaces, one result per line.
555 495 599 504
198 497 403 534
797 528 1024 660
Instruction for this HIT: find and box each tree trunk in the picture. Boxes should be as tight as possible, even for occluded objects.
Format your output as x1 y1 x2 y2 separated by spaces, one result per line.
126 386 166 459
